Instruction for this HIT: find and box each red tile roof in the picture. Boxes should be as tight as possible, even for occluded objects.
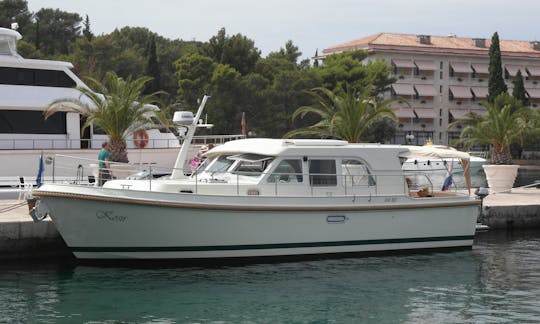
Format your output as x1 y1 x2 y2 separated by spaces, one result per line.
323 33 540 58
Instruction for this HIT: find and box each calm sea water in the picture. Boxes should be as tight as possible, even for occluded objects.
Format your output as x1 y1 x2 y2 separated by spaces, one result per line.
1 230 540 323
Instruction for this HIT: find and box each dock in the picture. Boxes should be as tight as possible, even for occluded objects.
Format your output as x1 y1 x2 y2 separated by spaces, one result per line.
0 187 539 259
0 197 70 259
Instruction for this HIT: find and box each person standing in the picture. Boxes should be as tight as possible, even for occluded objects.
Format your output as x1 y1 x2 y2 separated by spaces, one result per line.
98 141 112 186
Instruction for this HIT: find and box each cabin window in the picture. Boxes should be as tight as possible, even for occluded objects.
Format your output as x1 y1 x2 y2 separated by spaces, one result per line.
309 159 337 186
267 159 303 183
0 67 76 88
229 154 273 177
0 110 66 134
341 159 376 186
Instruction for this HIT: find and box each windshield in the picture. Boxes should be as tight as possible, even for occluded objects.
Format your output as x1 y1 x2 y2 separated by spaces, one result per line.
205 155 234 173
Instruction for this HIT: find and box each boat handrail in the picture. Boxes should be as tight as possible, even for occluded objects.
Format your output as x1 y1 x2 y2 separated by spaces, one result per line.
39 154 472 199
0 135 245 150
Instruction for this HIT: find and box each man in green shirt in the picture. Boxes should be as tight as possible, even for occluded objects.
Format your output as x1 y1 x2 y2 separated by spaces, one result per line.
98 141 111 186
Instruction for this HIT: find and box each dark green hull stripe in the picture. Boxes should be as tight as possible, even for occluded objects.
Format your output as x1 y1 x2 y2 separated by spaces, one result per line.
71 235 474 253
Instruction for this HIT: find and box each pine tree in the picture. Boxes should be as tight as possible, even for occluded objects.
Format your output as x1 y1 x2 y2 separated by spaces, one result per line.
313 49 319 67
144 35 161 94
83 15 93 41
512 70 528 107
487 32 507 103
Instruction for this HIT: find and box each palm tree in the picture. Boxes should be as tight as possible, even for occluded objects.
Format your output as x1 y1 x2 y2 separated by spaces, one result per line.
46 72 163 162
449 93 533 164
284 85 396 143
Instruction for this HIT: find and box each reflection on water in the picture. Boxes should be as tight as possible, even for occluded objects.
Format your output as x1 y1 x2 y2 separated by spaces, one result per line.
1 230 540 323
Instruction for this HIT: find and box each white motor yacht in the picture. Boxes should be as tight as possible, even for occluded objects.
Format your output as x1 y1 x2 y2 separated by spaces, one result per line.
31 96 481 260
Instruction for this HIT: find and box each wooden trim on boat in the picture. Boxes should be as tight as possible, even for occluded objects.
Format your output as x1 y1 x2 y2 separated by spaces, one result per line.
33 190 481 212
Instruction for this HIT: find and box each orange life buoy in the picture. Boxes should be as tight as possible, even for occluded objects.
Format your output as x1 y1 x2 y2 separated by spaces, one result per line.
133 130 149 149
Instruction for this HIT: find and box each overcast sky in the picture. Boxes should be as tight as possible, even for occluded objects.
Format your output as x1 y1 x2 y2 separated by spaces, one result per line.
26 0 540 60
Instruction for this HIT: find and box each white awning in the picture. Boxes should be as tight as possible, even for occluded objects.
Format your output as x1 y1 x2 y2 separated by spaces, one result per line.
471 63 489 74
526 88 540 98
450 62 473 73
414 60 437 71
391 83 416 96
392 59 415 68
449 109 470 119
400 146 470 160
505 65 524 77
526 66 540 77
449 86 473 99
394 108 416 118
414 108 436 119
470 87 488 99
414 84 437 97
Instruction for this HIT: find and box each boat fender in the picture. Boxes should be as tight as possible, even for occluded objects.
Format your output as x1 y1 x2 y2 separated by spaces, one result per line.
29 199 49 222
133 130 149 149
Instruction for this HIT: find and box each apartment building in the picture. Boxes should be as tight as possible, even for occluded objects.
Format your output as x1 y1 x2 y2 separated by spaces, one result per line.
322 33 540 145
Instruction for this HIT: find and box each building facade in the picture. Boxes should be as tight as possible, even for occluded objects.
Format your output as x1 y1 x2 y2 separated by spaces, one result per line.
322 33 540 146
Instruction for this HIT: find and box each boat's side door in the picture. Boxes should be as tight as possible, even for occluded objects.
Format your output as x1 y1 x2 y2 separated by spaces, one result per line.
307 159 339 197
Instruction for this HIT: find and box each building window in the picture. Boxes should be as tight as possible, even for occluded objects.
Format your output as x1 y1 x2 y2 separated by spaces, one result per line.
440 71 443 79
440 61 443 69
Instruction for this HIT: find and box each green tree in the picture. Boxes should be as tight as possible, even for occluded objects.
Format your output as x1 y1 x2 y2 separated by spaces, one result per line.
82 14 93 41
33 8 82 55
314 51 395 96
174 53 215 106
0 0 33 35
487 32 507 103
267 40 302 65
144 35 161 94
512 70 528 106
202 27 260 75
46 72 162 162
449 93 532 164
285 85 396 142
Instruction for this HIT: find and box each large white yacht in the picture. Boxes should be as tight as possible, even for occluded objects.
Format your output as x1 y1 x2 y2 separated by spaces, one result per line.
0 27 181 185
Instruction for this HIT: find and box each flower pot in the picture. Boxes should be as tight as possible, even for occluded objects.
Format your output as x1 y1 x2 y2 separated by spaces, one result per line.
482 164 519 193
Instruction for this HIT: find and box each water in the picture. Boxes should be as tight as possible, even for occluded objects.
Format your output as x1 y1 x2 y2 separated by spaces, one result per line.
1 230 540 323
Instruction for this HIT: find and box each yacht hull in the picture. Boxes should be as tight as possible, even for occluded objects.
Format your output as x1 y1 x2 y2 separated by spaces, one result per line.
34 184 479 260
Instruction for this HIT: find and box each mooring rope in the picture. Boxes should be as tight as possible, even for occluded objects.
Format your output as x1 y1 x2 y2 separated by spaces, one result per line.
0 201 28 213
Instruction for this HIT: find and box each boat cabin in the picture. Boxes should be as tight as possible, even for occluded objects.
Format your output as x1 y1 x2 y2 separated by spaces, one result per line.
106 138 418 197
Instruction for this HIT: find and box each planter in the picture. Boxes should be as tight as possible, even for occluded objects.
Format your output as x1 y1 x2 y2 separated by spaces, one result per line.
482 164 519 193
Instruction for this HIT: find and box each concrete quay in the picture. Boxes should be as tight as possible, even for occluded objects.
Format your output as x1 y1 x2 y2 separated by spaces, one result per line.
479 187 540 229
0 199 70 259
0 187 539 259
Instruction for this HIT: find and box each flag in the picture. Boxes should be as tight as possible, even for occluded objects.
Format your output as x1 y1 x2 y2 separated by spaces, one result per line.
241 112 247 136
441 159 454 191
441 174 453 191
36 152 44 187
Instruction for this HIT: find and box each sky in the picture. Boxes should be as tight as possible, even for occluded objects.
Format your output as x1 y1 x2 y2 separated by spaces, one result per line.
25 0 540 61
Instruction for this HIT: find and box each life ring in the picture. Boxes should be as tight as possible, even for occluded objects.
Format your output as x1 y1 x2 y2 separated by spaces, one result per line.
133 130 149 149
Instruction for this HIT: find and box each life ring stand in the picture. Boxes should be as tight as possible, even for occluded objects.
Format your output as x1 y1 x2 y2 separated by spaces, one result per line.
133 130 149 149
